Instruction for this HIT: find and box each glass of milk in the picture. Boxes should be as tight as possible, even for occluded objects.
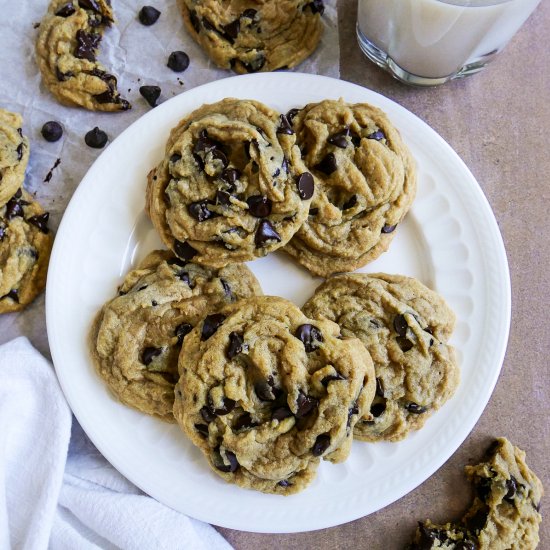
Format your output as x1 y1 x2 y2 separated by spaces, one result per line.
356 0 542 86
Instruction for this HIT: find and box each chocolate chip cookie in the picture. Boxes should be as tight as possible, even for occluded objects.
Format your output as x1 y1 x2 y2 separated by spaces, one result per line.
302 273 459 442
179 0 325 73
409 438 544 550
0 109 29 208
36 0 130 111
283 99 416 277
146 98 313 267
91 250 262 422
0 190 53 314
173 295 376 494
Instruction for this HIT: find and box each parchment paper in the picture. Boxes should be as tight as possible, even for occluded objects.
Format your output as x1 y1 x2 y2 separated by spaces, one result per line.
0 0 339 357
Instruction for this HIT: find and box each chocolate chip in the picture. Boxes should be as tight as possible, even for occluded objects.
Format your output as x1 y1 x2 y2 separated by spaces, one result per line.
505 476 518 502
277 479 292 488
342 195 358 210
194 423 209 438
295 324 323 352
455 542 476 550
214 448 239 473
175 270 191 286
0 223 5 241
4 196 24 220
175 323 192 345
272 406 292 421
246 195 272 218
173 240 198 261
295 392 318 418
218 279 233 301
241 54 265 73
200 406 216 423
254 220 281 248
84 127 108 148
202 17 216 32
189 10 200 33
286 108 301 124
79 0 101 13
309 208 318 216
221 167 239 185
367 129 386 141
277 114 294 135
201 313 226 340
393 314 408 336
55 2 76 17
138 6 161 25
347 403 359 428
170 154 181 164
476 478 492 502
1 289 19 303
211 397 236 415
254 378 277 401
222 19 240 42
315 153 337 175
141 346 162 365
371 401 386 418
397 336 414 352
241 8 258 20
188 200 216 222
167 50 190 72
56 68 74 81
75 30 100 61
381 223 397 234
406 402 427 414
305 0 325 15
193 130 221 155
296 172 314 200
226 332 244 359
166 257 186 268
415 523 446 548
139 85 161 107
321 372 345 386
216 190 232 205
27 213 50 234
375 378 385 397
41 121 63 143
233 412 257 431
16 144 23 161
312 433 330 456
327 128 350 148
467 508 488 533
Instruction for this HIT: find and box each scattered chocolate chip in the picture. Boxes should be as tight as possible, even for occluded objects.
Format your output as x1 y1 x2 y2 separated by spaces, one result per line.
211 397 236 415
167 50 190 72
277 114 294 135
467 508 488 533
0 223 5 241
375 378 385 397
305 0 325 15
476 478 492 502
406 402 427 414
233 412 257 431
371 401 386 418
56 68 74 82
226 332 244 359
295 392 318 418
188 200 216 222
309 208 318 216
347 403 360 428
286 108 301 124
84 127 108 148
295 324 323 352
381 223 397 234
415 523 446 548
200 406 216 423
75 30 100 61
504 476 518 502
194 423 209 437
455 542 476 550
202 17 216 32
255 378 277 401
393 314 408 336
315 153 337 175
201 313 226 340
170 154 181 164
327 128 350 148
139 85 161 107
272 406 293 421
4 195 24 220
189 9 200 33
321 372 345 386
241 54 265 73
173 240 198 261
350 133 362 147
16 144 24 161
79 0 101 13
55 2 76 17
141 346 162 365
1 289 19 303
312 433 330 456
296 172 314 200
342 195 357 210
222 19 240 42
219 279 233 301
41 121 63 142
27 213 50 234
175 323 192 345
221 167 239 185
254 220 281 248
138 5 161 25
246 195 272 218
214 448 239 473
367 129 386 141
193 130 221 155
241 8 258 20
216 190 232 205
277 479 292 488
397 336 414 352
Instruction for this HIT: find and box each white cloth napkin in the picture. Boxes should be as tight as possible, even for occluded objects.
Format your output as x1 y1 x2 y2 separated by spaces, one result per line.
0 337 232 550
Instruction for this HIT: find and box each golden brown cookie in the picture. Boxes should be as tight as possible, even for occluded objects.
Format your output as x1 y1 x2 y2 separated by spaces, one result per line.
91 250 262 422
179 0 325 73
173 295 376 494
302 273 459 442
146 98 313 267
36 0 130 111
0 190 53 314
283 99 416 277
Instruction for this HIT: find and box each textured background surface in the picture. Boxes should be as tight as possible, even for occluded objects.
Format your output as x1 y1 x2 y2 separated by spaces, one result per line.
217 0 550 547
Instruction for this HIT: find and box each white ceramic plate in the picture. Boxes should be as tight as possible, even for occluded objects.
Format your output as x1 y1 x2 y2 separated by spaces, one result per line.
46 73 510 533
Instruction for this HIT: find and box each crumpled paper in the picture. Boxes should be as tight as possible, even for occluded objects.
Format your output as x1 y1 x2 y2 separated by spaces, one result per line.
0 0 339 357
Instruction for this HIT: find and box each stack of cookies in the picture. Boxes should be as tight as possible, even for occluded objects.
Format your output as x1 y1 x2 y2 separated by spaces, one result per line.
91 97 461 495
0 109 53 314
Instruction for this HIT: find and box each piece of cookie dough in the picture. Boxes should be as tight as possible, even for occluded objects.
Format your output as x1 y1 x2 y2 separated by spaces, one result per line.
0 190 53 314
283 99 416 277
146 98 313 267
0 109 30 208
179 0 325 73
36 0 130 111
173 295 376 494
91 250 262 422
302 273 459 442
408 438 544 550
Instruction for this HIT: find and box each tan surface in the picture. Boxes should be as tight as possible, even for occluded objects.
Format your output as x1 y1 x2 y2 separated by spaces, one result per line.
216 0 550 547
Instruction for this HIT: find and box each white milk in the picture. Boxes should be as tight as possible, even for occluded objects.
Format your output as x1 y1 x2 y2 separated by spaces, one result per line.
357 0 542 79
